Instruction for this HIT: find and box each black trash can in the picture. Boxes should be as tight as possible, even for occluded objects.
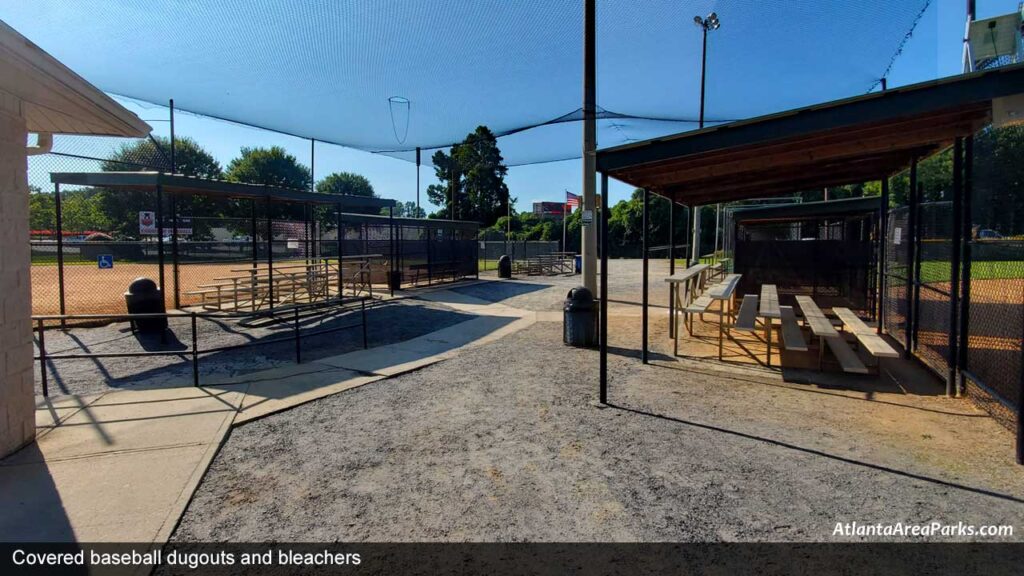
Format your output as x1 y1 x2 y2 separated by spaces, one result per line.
124 277 167 333
388 270 403 291
498 255 512 279
563 286 597 348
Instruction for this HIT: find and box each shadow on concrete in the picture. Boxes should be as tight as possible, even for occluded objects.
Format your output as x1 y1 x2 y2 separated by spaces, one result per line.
0 443 76 542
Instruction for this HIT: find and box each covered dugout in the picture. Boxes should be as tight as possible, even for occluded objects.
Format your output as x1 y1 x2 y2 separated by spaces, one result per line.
729 196 881 313
594 63 1024 461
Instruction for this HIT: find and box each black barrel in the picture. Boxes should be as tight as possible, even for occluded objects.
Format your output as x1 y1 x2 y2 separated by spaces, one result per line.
563 286 596 347
498 255 512 279
124 277 167 333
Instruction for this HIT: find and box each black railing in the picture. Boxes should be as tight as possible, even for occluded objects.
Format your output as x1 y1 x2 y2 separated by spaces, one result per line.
33 296 369 397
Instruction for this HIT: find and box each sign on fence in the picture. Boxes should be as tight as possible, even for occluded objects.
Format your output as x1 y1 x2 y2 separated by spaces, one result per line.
139 211 193 236
97 254 113 269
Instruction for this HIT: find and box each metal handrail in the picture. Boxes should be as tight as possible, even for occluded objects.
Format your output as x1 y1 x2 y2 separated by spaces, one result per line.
34 297 370 398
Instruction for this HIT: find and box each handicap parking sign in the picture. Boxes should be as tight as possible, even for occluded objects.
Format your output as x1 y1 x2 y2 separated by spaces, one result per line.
97 254 114 269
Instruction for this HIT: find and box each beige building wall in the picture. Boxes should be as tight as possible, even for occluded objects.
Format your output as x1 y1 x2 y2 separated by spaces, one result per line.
0 91 35 457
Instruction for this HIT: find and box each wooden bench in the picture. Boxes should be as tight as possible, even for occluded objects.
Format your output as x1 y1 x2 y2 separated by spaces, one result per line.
778 306 808 352
707 274 743 360
824 336 869 374
794 295 869 374
832 307 899 373
759 284 781 366
666 263 709 345
733 294 759 331
410 260 464 285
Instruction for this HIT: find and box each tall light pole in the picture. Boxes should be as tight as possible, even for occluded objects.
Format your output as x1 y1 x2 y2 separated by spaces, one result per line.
691 12 720 265
581 0 598 294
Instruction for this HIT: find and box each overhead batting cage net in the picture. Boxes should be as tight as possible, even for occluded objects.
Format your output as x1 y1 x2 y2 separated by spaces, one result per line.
3 0 937 166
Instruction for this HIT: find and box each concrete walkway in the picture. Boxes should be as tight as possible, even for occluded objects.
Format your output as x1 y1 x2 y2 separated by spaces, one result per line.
0 286 536 543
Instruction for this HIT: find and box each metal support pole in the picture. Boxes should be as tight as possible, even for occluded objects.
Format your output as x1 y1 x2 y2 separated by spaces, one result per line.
877 178 889 334
37 319 47 397
416 147 421 214
389 206 395 297
156 184 166 302
310 139 315 193
54 183 66 329
169 99 176 173
912 182 924 350
427 223 433 286
691 205 701 265
581 0 598 294
266 197 274 310
948 137 964 397
191 312 199 387
171 194 180 309
642 188 649 364
905 159 918 358
599 172 609 404
958 135 973 392
668 200 675 338
294 306 301 363
361 299 368 349
336 205 343 298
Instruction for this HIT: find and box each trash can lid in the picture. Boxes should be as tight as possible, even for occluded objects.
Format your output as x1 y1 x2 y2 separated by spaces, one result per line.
565 286 594 305
127 277 159 294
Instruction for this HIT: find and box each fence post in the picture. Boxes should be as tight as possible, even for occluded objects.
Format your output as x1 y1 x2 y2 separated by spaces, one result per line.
958 135 973 393
361 299 368 349
427 222 433 286
171 193 180 309
266 196 274 310
294 305 301 363
156 184 166 304
389 206 395 297
947 137 963 397
877 177 889 334
54 182 67 330
336 205 343 299
191 312 199 387
912 182 924 351
37 318 47 397
904 158 918 358
599 172 609 403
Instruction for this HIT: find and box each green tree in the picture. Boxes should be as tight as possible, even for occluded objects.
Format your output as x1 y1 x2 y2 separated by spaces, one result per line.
96 136 223 237
426 126 509 225
381 201 426 219
317 171 378 215
225 146 310 189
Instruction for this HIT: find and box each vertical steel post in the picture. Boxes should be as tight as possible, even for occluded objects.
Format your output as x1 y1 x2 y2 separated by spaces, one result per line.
877 177 889 334
156 184 166 303
642 188 649 364
169 99 176 173
37 319 47 397
250 200 258 269
171 194 180 309
361 299 368 349
191 312 199 387
581 0 598 294
668 200 675 338
54 183 66 329
389 206 395 297
266 196 274 310
427 222 433 286
947 137 963 397
310 139 315 193
294 306 301 363
905 159 918 358
912 182 924 350
599 172 609 404
699 26 708 128
958 135 973 392
416 147 421 215
336 205 343 298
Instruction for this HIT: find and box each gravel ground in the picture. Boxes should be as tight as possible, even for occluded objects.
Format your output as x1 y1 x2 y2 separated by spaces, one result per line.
35 299 472 397
172 314 1024 543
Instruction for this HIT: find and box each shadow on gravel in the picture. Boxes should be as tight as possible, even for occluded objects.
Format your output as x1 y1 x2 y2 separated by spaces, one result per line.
607 402 1024 505
37 302 475 396
451 280 552 303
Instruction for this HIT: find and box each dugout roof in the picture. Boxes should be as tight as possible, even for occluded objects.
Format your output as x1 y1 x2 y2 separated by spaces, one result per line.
596 64 1024 206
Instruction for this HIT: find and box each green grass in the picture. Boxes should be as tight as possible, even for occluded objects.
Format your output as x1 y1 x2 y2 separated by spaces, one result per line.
919 260 1023 282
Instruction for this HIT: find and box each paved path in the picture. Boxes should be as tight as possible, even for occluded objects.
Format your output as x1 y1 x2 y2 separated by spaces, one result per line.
0 285 536 543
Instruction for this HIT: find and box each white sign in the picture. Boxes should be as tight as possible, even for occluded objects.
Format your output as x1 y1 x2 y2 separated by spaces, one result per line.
581 209 594 225
139 211 157 235
893 227 902 245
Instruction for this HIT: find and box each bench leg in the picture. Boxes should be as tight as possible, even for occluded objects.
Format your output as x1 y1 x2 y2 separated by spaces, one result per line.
766 319 772 367
718 299 724 361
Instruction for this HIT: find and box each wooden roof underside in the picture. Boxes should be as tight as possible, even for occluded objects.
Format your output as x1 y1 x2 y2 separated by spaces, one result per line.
597 65 1024 206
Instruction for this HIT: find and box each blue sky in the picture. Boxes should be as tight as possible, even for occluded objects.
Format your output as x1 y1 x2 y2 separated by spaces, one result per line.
44 0 1024 211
